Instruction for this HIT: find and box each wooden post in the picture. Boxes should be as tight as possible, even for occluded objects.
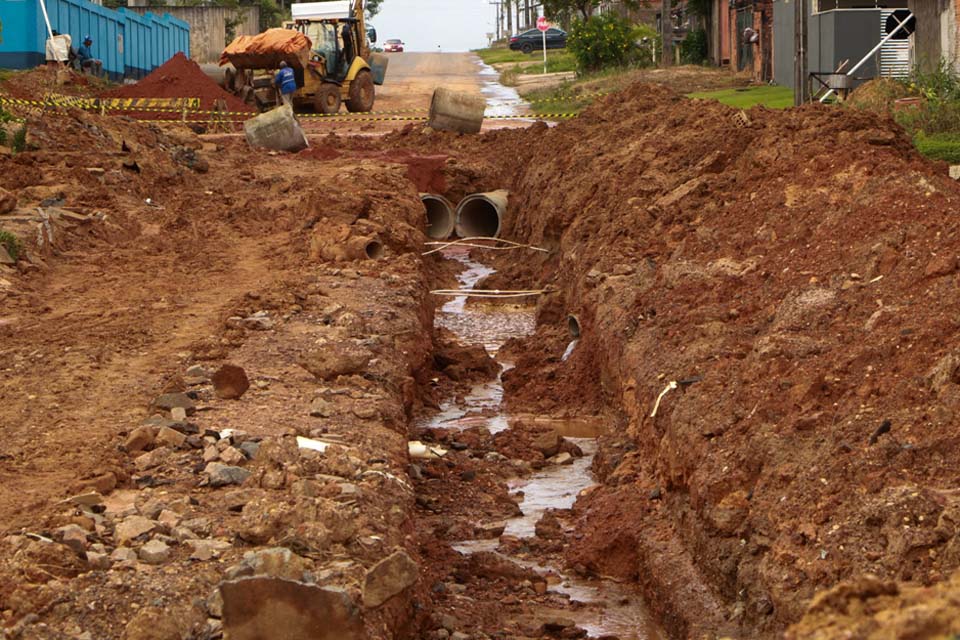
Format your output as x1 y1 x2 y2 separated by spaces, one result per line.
662 0 673 66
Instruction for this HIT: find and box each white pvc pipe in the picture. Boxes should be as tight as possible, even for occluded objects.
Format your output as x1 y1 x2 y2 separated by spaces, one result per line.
38 0 55 42
819 11 913 103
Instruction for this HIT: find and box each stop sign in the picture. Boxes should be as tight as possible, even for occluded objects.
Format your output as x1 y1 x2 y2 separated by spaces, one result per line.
537 16 549 32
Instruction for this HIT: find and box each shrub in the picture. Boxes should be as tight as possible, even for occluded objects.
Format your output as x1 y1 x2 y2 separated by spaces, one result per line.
568 14 636 73
12 125 27 154
914 132 960 164
680 28 708 65
0 230 22 262
632 23 660 69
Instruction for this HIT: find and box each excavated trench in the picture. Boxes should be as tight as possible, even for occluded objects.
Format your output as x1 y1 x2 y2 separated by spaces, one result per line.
416 248 664 639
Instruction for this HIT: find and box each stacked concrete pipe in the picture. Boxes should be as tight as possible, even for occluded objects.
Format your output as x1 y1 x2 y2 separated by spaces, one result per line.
455 190 508 239
420 194 456 240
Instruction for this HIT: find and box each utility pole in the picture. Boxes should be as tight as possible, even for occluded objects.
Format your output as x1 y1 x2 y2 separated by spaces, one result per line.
662 0 672 66
506 0 513 37
793 0 806 105
490 1 501 41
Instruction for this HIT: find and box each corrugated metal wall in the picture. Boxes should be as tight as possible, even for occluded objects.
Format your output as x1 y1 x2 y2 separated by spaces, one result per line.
0 0 189 82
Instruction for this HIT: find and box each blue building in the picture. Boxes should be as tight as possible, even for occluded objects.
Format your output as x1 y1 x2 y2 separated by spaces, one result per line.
0 0 190 81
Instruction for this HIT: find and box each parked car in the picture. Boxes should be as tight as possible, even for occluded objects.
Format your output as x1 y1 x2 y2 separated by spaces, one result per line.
509 28 566 54
384 38 404 53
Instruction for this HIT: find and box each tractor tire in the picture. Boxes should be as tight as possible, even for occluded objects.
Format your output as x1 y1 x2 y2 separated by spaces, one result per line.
314 83 342 115
520 42 534 54
346 70 375 113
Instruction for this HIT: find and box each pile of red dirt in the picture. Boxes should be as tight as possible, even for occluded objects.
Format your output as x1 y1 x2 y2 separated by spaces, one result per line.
102 52 253 116
455 82 960 637
0 66 108 101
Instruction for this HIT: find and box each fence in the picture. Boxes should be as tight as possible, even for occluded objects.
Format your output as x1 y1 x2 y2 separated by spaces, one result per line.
0 0 190 82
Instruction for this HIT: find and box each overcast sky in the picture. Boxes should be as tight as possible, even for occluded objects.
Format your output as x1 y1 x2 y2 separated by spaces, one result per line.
371 0 498 52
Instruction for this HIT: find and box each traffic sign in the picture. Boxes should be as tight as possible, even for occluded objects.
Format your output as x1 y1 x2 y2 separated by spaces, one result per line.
537 16 549 32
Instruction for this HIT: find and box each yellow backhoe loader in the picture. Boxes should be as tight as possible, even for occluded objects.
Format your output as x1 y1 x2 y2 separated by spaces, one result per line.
221 0 387 114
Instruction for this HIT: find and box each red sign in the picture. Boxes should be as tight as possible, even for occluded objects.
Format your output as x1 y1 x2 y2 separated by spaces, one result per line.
537 16 549 32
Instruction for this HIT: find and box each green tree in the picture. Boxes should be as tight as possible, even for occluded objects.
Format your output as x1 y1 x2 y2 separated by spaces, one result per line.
567 13 637 72
543 0 648 24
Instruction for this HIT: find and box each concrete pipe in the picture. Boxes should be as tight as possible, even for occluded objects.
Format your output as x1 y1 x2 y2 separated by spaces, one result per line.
428 87 486 134
347 236 384 260
200 63 230 88
567 314 582 339
420 194 456 240
455 190 508 238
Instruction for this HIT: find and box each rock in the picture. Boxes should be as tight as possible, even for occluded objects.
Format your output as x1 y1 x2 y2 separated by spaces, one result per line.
0 187 15 214
188 539 232 561
86 472 118 494
110 546 138 565
550 452 573 465
66 492 104 507
115 516 157 545
220 577 364 640
86 551 111 570
0 245 15 265
138 539 170 564
154 392 196 416
205 462 251 487
157 509 181 528
155 426 187 449
534 511 563 540
450 633 470 640
124 426 156 453
242 547 310 580
185 364 210 385
362 549 420 608
219 446 247 466
212 364 250 400
170 407 188 422
206 588 224 618
55 524 88 554
925 254 958 278
462 551 545 586
240 441 260 459
134 447 171 471
300 342 372 381
309 397 336 418
203 445 220 463
243 312 275 331
476 521 506 539
530 429 561 458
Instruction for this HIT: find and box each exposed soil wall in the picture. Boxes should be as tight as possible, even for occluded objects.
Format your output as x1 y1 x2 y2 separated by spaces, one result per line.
474 83 960 636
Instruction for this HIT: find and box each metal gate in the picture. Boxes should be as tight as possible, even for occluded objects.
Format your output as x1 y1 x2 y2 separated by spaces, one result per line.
737 8 754 72
879 9 911 78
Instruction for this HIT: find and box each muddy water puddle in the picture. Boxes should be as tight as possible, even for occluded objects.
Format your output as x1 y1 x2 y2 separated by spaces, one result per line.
427 249 662 639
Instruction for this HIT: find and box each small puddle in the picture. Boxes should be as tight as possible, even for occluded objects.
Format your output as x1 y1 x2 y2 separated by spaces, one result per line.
475 58 535 122
426 249 663 640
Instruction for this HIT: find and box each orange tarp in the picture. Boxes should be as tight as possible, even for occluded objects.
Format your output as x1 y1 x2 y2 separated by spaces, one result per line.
220 28 312 69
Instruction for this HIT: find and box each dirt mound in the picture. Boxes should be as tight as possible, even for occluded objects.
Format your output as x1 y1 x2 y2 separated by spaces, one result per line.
786 572 960 638
103 52 253 115
846 77 914 115
465 81 960 636
0 66 110 101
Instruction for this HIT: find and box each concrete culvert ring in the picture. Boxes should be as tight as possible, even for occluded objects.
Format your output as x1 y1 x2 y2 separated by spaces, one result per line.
420 194 455 240
365 240 384 260
567 314 581 339
455 190 508 238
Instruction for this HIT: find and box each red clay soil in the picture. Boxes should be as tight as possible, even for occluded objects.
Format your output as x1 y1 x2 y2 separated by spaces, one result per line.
428 83 960 637
103 52 253 115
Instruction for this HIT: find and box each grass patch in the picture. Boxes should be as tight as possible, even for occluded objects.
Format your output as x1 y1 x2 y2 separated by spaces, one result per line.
0 230 22 261
476 47 575 74
914 132 960 164
687 85 795 109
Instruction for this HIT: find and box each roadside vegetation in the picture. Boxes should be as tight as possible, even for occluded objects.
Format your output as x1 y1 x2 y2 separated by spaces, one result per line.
847 62 960 163
688 85 794 109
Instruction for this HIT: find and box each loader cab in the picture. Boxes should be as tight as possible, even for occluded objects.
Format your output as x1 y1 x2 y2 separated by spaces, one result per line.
291 18 367 82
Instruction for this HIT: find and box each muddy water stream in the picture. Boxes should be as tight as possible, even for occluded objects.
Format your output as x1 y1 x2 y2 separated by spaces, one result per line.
424 249 663 639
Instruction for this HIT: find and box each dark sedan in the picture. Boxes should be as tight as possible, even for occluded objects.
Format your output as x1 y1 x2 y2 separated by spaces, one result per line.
508 27 566 54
